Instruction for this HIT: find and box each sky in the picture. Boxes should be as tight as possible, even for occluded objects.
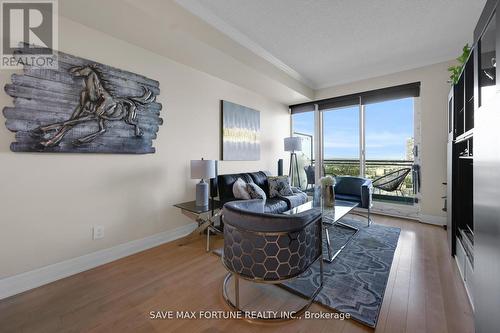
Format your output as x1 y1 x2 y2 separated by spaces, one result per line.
292 97 414 160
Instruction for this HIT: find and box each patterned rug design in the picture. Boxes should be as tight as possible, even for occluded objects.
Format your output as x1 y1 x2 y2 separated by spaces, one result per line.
214 217 400 328
282 218 400 327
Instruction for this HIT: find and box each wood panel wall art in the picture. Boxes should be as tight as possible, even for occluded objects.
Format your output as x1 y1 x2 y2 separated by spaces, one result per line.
3 48 163 154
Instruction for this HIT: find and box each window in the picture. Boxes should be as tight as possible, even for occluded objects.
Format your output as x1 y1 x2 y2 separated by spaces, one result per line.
365 98 415 198
323 105 360 177
290 83 419 204
291 111 314 161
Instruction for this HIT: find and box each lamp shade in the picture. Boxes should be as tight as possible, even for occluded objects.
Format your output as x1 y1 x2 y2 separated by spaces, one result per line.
190 159 216 179
284 137 303 152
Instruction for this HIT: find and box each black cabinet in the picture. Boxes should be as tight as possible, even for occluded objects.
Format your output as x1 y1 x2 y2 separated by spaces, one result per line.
448 50 475 253
447 7 477 313
478 12 496 109
448 64 475 306
452 52 475 141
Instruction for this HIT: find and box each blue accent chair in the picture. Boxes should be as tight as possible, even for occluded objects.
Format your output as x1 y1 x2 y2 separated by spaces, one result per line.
334 176 373 226
221 199 324 321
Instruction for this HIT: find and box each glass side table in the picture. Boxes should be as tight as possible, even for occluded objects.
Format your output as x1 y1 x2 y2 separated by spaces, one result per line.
174 199 221 251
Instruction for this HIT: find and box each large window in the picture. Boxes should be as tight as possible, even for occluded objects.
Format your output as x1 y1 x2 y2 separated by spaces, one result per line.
365 98 414 160
290 83 419 204
323 105 360 177
365 98 415 199
291 111 314 161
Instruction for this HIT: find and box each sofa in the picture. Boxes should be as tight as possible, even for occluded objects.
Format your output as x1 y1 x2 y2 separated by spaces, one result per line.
217 171 308 214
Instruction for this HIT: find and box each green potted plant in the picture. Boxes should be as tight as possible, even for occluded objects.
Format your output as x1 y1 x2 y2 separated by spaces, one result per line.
448 44 471 85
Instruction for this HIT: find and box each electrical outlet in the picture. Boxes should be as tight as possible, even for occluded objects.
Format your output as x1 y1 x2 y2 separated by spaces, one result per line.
93 225 104 240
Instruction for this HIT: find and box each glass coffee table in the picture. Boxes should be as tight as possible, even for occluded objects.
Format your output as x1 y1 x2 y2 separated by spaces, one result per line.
284 199 359 262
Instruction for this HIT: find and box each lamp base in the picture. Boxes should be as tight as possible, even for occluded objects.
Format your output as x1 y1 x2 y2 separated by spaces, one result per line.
195 180 209 207
289 152 301 187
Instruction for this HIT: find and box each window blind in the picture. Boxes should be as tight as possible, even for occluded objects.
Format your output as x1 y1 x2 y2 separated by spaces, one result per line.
289 82 420 114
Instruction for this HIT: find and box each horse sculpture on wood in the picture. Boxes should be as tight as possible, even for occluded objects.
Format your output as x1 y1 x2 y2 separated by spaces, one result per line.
31 64 156 148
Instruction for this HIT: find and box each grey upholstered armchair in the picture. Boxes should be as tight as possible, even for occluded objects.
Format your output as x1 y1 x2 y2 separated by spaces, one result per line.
221 199 323 321
334 176 373 226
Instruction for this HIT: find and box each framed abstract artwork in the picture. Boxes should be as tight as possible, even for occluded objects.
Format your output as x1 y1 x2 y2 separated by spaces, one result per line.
220 100 260 161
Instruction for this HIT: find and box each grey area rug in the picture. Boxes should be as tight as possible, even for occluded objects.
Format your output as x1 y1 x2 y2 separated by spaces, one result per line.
214 218 400 328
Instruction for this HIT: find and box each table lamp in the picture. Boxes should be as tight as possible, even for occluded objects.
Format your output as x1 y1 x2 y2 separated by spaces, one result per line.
191 158 216 207
284 137 303 187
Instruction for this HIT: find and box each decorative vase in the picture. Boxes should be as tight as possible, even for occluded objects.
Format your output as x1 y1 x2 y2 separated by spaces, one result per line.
322 184 335 208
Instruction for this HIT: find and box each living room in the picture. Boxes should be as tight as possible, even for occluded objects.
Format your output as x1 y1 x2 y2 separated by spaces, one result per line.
0 0 497 332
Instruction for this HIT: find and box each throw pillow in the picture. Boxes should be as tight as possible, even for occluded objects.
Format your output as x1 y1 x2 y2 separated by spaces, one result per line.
268 176 294 198
246 183 267 200
232 178 251 200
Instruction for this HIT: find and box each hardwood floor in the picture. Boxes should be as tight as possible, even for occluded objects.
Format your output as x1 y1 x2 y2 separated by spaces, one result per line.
0 215 474 333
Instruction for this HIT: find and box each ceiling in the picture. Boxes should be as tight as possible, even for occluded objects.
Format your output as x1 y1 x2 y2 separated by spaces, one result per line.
177 0 486 89
59 0 316 104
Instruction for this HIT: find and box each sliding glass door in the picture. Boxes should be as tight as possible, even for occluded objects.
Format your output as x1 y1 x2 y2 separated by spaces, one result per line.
322 105 360 177
365 98 415 203
291 95 417 205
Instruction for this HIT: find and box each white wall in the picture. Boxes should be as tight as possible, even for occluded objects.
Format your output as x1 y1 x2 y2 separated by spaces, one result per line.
315 61 453 220
0 17 289 279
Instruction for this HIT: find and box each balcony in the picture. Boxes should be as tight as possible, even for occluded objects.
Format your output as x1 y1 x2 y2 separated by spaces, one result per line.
321 159 416 205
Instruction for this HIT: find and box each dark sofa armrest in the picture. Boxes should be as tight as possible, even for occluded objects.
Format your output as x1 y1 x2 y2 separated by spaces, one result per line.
360 179 373 209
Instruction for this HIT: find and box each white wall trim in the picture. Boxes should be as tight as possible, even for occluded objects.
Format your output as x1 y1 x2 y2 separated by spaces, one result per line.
357 205 446 227
371 202 419 219
419 214 447 226
0 222 197 300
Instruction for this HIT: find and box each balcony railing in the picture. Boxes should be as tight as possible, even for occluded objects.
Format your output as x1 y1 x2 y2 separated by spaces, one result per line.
318 159 416 204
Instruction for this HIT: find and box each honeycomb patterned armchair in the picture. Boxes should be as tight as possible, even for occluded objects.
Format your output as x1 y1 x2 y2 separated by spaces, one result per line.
221 199 323 321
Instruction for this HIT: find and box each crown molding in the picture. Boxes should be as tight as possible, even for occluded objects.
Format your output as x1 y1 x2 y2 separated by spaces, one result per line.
176 0 315 89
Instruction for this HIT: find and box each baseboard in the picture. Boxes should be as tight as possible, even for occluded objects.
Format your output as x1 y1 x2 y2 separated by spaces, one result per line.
363 206 446 227
418 214 447 226
0 222 197 300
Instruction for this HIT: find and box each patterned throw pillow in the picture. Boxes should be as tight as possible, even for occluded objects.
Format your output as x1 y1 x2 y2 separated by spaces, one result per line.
232 178 251 200
246 183 267 200
268 176 294 198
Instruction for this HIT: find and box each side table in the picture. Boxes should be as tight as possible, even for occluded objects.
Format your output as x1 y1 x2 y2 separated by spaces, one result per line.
174 199 221 251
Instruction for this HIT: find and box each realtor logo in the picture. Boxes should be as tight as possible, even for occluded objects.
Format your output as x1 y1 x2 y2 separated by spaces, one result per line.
1 0 58 69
